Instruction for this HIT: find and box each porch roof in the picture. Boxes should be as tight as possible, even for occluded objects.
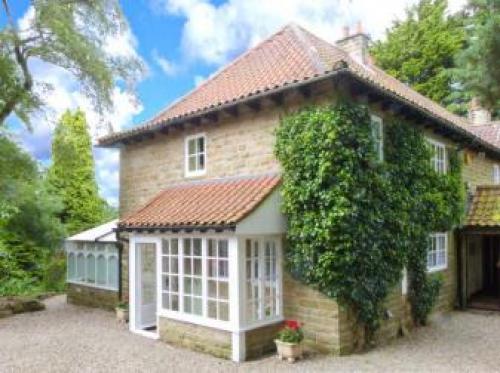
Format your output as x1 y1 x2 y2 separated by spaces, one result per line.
465 186 500 228
119 174 281 231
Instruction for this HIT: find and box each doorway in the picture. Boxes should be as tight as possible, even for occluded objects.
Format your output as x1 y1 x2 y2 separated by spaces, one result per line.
132 240 158 336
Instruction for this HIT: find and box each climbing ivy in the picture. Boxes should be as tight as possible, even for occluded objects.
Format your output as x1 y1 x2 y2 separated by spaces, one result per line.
275 101 464 341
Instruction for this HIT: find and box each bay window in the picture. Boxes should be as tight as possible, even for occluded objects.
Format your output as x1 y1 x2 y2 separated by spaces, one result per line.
159 235 281 327
66 242 119 290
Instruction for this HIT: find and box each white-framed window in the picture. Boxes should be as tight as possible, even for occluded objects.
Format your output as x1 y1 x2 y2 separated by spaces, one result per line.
427 139 446 174
493 165 500 184
207 239 229 321
245 238 280 325
182 238 203 315
370 114 384 161
66 242 119 291
185 134 206 177
161 238 179 311
427 233 448 272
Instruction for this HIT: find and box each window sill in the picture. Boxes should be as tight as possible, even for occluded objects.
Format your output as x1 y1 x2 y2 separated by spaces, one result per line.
184 170 207 178
67 280 118 292
427 265 447 274
158 309 233 331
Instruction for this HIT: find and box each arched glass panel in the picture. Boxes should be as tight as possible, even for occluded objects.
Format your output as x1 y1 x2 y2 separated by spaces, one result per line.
76 253 85 281
108 256 118 289
86 254 96 283
97 255 107 285
68 252 76 280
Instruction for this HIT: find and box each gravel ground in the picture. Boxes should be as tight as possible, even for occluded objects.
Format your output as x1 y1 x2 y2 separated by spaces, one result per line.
1 295 500 373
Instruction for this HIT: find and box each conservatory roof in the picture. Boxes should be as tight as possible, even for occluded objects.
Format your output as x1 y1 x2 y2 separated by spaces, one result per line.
66 220 118 243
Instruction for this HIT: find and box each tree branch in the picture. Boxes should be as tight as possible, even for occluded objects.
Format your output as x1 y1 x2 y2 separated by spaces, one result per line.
0 0 35 125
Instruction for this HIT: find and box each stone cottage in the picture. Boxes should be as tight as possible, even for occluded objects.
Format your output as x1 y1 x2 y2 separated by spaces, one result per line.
94 24 500 361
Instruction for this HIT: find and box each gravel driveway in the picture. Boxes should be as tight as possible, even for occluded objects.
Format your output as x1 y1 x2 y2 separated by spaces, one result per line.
1 295 500 372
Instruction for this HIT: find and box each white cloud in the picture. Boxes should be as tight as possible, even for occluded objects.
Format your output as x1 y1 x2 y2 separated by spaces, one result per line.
193 74 205 87
14 7 145 207
152 49 178 76
156 0 468 65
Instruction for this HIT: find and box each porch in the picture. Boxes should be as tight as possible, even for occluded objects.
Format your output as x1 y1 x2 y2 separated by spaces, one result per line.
119 174 287 361
459 186 500 311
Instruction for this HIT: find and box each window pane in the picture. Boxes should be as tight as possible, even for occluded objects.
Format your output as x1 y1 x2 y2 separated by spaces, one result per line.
162 258 169 273
171 239 178 255
171 295 179 311
219 240 228 258
198 137 204 152
208 300 217 319
184 239 191 255
208 280 217 298
208 239 216 257
193 259 202 275
162 293 170 309
219 282 228 300
219 261 228 278
184 296 191 313
108 256 118 289
188 139 196 155
219 302 229 321
97 255 107 285
170 276 178 292
86 254 95 283
184 258 192 275
193 278 202 296
193 298 202 315
171 258 178 274
199 154 205 170
193 239 202 256
162 239 169 255
76 253 85 281
184 278 192 294
68 253 76 280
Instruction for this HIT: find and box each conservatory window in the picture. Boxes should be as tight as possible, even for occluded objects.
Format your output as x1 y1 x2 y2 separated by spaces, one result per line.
66 242 119 290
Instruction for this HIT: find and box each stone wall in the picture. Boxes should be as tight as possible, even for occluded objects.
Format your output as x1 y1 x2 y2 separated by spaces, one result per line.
158 317 232 359
245 322 283 360
282 273 342 354
66 283 118 310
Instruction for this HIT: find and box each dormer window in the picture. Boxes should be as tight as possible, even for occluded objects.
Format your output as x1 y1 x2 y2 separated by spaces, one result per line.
185 134 206 177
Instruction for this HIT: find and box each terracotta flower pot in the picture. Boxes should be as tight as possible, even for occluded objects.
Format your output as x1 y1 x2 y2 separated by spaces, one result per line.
115 307 129 323
275 339 303 363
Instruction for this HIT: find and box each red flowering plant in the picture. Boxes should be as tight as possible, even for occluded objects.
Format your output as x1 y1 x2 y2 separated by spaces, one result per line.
276 320 304 344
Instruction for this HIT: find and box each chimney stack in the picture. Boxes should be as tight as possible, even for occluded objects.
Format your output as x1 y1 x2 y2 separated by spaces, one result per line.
335 21 370 65
468 97 492 125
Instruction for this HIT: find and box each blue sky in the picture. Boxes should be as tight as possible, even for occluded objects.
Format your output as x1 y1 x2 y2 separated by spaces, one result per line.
4 0 467 207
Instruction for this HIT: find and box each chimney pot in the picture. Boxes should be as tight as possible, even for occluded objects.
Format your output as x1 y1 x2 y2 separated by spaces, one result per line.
356 21 363 34
336 23 371 65
342 25 350 38
468 98 492 125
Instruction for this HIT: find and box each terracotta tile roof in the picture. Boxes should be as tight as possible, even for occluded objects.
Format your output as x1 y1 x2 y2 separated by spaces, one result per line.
470 123 500 148
98 23 498 156
465 185 500 227
119 174 281 230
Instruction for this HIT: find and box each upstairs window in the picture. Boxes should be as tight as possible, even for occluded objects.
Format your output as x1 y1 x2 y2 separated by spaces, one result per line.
185 134 206 177
370 115 384 161
427 233 447 272
493 165 500 185
428 139 446 174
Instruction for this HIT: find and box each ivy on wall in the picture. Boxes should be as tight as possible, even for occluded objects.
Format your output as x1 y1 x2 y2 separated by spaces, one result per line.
275 101 464 341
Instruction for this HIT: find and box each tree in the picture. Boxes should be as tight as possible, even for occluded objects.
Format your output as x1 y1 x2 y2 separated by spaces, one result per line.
455 0 500 113
371 0 468 114
47 109 108 234
0 0 144 126
0 134 65 295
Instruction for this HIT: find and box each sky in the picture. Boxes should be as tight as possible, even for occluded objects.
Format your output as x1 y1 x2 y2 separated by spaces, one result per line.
3 0 467 207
